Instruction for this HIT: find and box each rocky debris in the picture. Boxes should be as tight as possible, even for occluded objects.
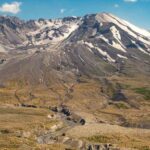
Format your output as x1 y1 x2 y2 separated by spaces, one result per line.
47 114 58 119
37 106 86 147
0 59 6 64
62 16 81 22
38 133 119 150
50 122 63 132
61 106 71 116
50 125 59 132
37 135 58 144
39 134 119 150
66 116 86 125
51 105 72 116
38 106 123 150
63 138 85 149
21 103 37 108
86 143 119 150
51 105 86 126
22 131 31 138
112 91 127 101
15 131 31 138
51 106 60 112
100 79 127 102
80 119 86 125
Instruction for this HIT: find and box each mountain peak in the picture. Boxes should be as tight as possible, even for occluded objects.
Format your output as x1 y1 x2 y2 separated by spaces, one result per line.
94 13 150 40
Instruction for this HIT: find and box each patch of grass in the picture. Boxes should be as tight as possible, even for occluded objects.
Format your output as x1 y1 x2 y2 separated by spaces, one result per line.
86 135 111 143
115 103 129 109
140 146 150 150
120 84 131 89
134 146 150 150
0 135 36 149
0 106 59 149
134 87 150 100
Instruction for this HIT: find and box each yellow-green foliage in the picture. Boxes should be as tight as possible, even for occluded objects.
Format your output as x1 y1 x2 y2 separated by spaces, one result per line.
0 106 59 149
134 87 150 100
86 135 111 143
115 103 129 109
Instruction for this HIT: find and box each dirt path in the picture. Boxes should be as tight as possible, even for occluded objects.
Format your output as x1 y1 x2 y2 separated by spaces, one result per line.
37 107 83 145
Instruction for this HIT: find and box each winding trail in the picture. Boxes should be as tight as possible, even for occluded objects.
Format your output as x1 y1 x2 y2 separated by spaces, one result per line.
37 108 82 145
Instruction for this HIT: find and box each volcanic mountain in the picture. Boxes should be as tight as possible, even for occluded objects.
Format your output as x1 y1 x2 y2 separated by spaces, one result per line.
0 13 150 85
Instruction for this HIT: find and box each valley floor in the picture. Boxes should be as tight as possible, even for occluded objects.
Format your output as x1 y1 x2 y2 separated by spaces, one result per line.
0 76 150 150
0 104 149 150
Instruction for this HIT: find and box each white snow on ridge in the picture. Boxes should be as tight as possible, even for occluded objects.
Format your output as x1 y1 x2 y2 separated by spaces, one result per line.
98 35 109 43
110 26 126 52
97 13 150 46
122 20 150 39
83 41 115 62
131 40 150 55
84 41 95 48
110 26 121 40
97 24 149 55
117 54 128 59
95 46 115 62
28 21 79 46
136 45 150 55
98 35 126 53
78 55 85 62
99 13 150 39
111 41 126 52
78 41 94 53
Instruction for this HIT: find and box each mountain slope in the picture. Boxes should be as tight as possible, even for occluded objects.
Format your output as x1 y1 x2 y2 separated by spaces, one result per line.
0 13 150 84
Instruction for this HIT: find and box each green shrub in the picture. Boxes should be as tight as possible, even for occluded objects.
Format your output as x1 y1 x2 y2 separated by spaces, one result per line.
0 129 10 134
115 103 129 109
86 135 111 143
134 87 150 100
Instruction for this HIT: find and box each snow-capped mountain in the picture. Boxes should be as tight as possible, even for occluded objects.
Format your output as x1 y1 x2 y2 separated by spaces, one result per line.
26 17 81 46
0 16 81 50
0 13 150 84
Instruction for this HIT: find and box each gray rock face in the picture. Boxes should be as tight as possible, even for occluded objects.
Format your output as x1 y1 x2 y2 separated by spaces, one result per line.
86 143 119 150
112 91 127 101
0 59 6 64
0 13 150 84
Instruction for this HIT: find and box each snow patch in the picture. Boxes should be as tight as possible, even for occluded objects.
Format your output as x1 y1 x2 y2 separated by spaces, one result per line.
83 41 115 62
98 35 126 53
117 54 128 59
131 40 150 55
111 41 126 52
95 46 115 63
78 41 94 53
110 26 121 40
110 26 126 52
97 13 150 46
28 20 79 46
79 55 85 62
84 41 95 48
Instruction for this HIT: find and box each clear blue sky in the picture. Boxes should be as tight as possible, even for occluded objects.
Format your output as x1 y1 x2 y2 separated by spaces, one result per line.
0 0 150 29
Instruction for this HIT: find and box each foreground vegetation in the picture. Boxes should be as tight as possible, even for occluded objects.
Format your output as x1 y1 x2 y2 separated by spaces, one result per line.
134 87 150 100
0 106 65 150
